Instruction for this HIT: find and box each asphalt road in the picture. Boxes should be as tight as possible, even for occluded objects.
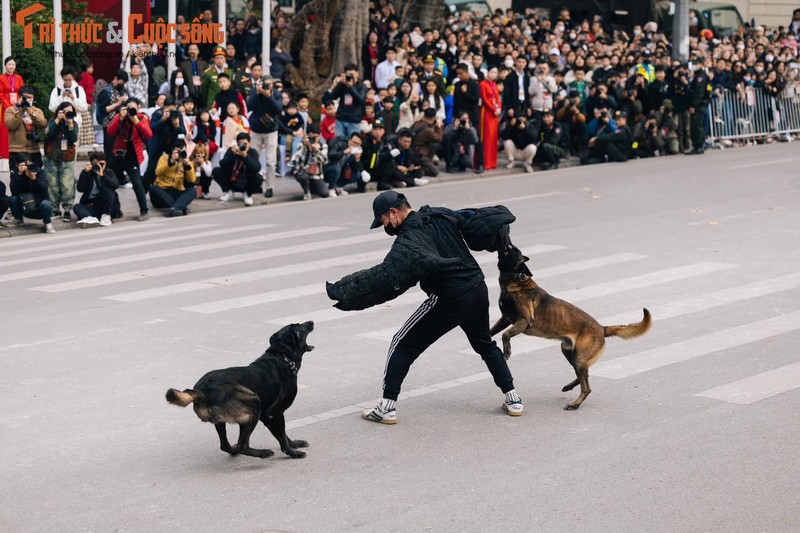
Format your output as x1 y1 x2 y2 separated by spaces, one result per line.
2 144 799 532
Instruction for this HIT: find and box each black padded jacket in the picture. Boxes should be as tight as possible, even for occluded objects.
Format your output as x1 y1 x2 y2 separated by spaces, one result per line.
326 206 485 311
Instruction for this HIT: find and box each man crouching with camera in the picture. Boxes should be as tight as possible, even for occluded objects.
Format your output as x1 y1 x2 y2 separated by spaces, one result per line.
150 138 197 217
74 151 121 228
5 158 55 233
213 132 262 205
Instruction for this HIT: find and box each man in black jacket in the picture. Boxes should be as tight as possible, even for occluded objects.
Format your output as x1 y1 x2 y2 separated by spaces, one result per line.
213 132 263 205
452 64 484 173
6 158 55 233
326 191 524 424
503 56 531 118
324 64 367 139
73 151 121 228
501 115 539 173
247 75 282 198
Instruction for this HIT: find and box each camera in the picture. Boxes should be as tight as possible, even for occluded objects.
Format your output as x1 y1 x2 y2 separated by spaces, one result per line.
65 111 76 120
127 106 138 117
26 131 40 142
20 98 31 109
178 149 187 159
115 85 126 94
92 163 102 172
114 149 127 160
345 74 354 82
600 111 609 119
238 142 248 152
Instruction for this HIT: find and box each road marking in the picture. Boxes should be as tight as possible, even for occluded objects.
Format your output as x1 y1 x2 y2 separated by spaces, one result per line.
0 220 171 250
688 206 786 226
10 226 339 286
104 250 390 302
184 244 566 314
0 224 274 268
0 328 113 353
32 233 387 293
470 192 562 205
591 310 800 380
729 158 794 169
696 362 800 404
0 223 221 258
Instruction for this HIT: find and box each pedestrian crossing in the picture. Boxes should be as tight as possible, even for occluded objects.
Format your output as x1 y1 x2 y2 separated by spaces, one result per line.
3 218 800 410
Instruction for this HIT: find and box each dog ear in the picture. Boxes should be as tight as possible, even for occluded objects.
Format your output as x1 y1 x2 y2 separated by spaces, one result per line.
522 255 530 263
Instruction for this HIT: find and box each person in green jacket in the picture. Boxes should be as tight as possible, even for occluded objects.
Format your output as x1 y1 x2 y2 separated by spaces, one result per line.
200 46 233 110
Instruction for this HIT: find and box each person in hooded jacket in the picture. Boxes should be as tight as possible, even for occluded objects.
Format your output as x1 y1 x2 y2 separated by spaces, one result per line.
326 191 524 425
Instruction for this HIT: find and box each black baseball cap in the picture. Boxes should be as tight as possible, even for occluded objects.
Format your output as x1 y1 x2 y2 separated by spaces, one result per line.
370 191 407 229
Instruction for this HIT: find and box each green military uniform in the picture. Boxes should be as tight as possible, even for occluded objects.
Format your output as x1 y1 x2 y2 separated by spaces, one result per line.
201 66 234 110
688 68 711 154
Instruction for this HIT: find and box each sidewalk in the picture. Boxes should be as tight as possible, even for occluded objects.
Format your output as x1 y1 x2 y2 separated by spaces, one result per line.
0 154 577 238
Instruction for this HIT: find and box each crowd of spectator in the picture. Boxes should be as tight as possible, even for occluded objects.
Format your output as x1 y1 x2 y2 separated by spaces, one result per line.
1 4 799 233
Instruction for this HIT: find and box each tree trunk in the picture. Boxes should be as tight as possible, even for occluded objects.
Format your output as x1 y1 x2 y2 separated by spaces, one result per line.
284 0 369 108
395 0 444 31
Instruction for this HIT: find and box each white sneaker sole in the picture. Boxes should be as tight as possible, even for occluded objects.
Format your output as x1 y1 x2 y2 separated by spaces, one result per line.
361 409 397 425
502 403 523 417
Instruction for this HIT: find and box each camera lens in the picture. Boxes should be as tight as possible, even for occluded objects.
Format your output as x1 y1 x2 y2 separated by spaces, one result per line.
238 143 248 151
92 163 101 172
179 150 187 159
66 111 76 119
127 106 137 116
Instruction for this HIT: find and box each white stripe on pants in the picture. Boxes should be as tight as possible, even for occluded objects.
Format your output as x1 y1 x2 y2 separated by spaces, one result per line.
503 141 537 164
383 294 438 380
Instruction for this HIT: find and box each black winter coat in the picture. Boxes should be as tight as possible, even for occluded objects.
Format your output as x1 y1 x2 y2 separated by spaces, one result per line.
326 207 484 311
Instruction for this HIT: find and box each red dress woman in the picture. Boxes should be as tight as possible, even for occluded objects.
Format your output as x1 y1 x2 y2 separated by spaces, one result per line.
0 57 25 159
479 66 502 170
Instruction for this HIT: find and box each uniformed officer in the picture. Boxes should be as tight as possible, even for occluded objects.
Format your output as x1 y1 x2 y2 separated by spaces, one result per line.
200 46 234 110
687 62 711 155
594 110 634 163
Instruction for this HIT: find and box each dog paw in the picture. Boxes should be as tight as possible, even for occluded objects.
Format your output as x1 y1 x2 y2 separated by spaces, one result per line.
563 404 579 411
286 449 307 459
254 448 275 458
290 439 309 448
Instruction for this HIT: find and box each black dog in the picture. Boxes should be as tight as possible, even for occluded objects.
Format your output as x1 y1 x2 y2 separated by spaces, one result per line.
166 321 315 459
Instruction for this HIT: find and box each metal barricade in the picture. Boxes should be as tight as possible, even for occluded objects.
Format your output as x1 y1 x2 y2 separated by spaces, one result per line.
707 82 800 144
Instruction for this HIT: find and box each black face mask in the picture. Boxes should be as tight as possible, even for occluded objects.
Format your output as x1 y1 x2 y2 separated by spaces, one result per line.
384 223 399 237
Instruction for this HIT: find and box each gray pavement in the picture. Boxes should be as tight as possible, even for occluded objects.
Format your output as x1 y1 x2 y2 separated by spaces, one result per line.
1 143 799 532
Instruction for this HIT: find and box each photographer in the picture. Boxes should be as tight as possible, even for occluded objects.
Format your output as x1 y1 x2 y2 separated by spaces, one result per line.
247 74 283 198
4 85 47 169
361 118 396 191
443 112 479 173
388 128 428 187
633 111 664 158
106 97 153 221
500 115 538 173
590 110 634 164
323 64 367 138
150 139 197 217
535 109 568 169
555 90 587 155
95 69 129 162
144 97 185 190
74 151 121 228
528 62 558 122
324 132 368 195
44 101 79 222
190 142 214 199
7 158 55 233
670 66 693 153
213 132 262 205
48 66 89 141
288 125 330 200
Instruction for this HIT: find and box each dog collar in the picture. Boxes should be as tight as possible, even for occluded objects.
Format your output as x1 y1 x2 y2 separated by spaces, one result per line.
281 355 298 375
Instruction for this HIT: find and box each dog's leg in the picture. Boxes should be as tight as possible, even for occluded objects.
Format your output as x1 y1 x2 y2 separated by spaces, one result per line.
564 366 591 410
501 319 530 360
560 340 579 392
489 317 511 337
265 415 306 459
233 419 275 458
215 423 238 455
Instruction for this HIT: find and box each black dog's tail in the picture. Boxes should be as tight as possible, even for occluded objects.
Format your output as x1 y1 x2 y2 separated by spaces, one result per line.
166 388 203 407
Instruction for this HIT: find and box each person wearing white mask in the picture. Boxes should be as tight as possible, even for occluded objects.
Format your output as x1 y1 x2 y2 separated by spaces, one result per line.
502 56 531 118
159 70 190 102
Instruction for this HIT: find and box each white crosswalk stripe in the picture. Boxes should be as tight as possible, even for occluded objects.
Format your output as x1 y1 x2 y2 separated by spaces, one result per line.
695 362 800 404
0 227 343 284
591 310 800 380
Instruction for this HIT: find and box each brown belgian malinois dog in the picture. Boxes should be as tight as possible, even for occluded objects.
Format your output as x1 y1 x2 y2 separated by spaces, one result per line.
490 245 651 410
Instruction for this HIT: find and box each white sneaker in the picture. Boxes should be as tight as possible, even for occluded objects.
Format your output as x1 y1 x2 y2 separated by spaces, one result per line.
413 177 429 186
243 193 254 206
336 188 349 196
505 161 515 169
361 404 397 425
77 216 100 228
219 190 234 202
99 214 112 227
303 192 312 201
328 188 337 197
122 182 133 189
503 400 524 416
44 223 56 234
524 164 534 173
